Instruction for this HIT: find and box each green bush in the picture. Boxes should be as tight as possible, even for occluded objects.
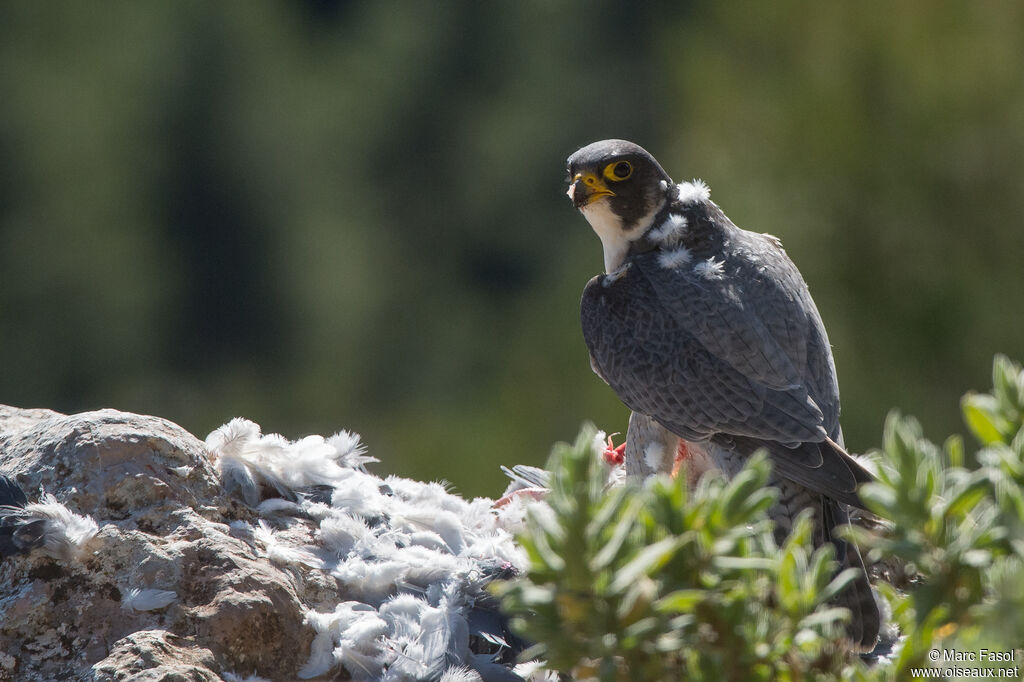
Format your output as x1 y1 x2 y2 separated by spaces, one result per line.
496 356 1024 680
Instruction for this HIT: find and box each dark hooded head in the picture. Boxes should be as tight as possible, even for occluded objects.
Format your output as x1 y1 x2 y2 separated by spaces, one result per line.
566 139 673 272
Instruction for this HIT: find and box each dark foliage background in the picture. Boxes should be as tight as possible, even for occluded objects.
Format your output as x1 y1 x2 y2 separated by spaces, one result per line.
2 1 1022 497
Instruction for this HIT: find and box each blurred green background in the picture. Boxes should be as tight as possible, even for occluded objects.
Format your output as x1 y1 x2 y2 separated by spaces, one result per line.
2 2 1022 498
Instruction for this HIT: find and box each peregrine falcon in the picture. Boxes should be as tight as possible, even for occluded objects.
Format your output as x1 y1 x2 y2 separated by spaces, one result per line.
567 139 880 650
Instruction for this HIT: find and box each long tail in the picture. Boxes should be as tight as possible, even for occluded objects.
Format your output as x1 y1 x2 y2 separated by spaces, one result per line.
772 476 881 651
822 496 880 651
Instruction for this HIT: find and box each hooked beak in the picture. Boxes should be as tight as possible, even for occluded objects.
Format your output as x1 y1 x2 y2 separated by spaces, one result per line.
567 171 615 208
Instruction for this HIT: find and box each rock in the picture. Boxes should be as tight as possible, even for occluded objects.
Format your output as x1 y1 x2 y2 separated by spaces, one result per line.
0 406 534 682
91 631 219 682
0 406 329 681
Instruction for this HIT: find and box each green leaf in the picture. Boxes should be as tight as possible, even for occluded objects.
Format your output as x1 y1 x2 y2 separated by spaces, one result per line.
587 484 630 538
860 483 898 520
797 607 850 629
963 393 1011 445
526 520 566 572
779 543 801 611
961 548 992 567
591 494 644 571
711 556 776 571
720 452 771 523
944 434 965 469
622 616 660 641
816 567 859 604
609 536 683 593
736 488 780 522
655 589 706 613
943 473 991 519
805 543 837 596
993 354 1024 413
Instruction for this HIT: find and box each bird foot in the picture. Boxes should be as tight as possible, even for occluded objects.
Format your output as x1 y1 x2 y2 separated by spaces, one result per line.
602 434 626 466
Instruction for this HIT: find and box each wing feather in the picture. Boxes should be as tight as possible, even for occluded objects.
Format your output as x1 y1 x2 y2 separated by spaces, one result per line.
580 212 857 500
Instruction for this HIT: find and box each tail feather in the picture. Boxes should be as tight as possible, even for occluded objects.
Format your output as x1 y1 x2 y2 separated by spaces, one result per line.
822 497 880 651
717 433 872 510
769 475 880 651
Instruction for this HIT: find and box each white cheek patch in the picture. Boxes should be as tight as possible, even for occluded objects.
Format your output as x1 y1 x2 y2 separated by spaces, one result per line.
580 200 649 273
677 179 710 204
580 194 668 273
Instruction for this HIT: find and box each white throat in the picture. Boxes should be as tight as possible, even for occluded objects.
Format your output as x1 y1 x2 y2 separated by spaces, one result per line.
580 198 665 273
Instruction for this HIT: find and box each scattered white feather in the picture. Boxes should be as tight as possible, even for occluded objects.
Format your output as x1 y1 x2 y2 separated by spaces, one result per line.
121 587 177 612
467 529 513 562
657 246 693 270
604 464 626 489
330 472 390 520
647 213 688 245
299 602 388 680
643 443 666 472
409 509 465 554
490 490 532 531
206 416 262 452
469 654 528 681
677 179 710 204
385 478 463 514
523 500 559 540
514 660 562 681
389 583 469 680
206 418 369 503
286 434 362 487
300 500 335 521
440 666 483 682
396 546 466 587
0 495 100 561
206 417 534 680
332 558 411 597
222 673 272 682
318 514 372 557
380 593 427 636
253 521 324 569
406 529 452 553
216 456 261 506
327 430 376 469
207 420 264 505
257 498 304 516
694 256 726 280
299 624 339 679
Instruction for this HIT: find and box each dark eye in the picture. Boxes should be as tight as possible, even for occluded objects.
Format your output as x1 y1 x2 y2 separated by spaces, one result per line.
603 160 633 181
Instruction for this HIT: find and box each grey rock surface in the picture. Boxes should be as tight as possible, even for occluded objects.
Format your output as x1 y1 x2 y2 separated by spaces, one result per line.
0 405 329 681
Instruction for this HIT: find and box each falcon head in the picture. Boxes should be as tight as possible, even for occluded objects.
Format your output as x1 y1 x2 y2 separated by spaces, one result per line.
567 139 672 273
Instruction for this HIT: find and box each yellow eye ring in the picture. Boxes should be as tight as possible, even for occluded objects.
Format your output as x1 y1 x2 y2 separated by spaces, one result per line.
603 160 633 182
